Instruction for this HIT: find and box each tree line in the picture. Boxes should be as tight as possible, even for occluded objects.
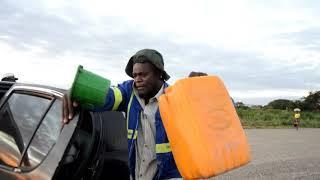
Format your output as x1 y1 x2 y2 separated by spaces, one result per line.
236 90 320 111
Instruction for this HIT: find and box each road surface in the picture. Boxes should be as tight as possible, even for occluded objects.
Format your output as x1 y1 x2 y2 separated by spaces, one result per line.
216 128 320 180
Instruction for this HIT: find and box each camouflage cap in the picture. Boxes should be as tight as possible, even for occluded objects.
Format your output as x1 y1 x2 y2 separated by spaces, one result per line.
125 49 170 81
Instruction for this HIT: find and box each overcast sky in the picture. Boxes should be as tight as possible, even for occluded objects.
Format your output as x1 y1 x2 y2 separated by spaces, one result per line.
0 0 319 105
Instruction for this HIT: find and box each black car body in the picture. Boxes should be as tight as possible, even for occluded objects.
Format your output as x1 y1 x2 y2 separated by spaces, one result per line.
0 82 129 180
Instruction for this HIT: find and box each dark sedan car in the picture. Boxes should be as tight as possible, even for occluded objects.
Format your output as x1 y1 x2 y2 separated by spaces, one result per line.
0 82 129 180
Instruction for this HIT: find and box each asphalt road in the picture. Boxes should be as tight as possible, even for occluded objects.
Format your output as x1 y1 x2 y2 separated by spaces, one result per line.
216 128 320 180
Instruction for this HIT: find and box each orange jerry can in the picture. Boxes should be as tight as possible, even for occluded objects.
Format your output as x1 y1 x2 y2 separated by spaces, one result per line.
159 76 251 179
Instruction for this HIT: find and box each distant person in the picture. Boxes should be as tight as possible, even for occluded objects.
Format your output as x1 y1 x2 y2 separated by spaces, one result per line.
1 73 18 82
293 108 301 130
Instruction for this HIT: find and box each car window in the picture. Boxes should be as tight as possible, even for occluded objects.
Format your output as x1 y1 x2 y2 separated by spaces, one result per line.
0 93 51 167
21 100 63 169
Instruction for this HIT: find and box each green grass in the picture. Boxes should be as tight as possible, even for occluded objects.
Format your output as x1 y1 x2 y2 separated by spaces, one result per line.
237 109 320 128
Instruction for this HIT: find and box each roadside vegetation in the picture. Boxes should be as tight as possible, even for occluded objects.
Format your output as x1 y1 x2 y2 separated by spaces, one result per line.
236 91 320 128
238 109 320 128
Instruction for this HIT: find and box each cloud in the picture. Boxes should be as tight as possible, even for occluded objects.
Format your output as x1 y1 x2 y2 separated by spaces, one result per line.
276 28 320 52
0 0 319 105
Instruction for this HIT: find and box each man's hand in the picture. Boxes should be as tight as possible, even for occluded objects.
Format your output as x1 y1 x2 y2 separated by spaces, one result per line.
62 91 78 124
188 71 208 77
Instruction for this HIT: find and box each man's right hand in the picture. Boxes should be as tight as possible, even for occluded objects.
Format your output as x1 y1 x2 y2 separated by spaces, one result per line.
62 91 78 124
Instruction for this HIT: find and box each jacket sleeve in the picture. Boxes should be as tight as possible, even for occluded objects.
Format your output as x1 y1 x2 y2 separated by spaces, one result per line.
92 81 130 112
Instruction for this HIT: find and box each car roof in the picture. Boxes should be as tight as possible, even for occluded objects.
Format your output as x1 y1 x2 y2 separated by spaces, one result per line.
11 82 67 95
15 83 66 92
0 82 67 101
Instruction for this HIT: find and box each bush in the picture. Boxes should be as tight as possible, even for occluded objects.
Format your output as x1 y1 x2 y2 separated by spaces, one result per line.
267 99 294 110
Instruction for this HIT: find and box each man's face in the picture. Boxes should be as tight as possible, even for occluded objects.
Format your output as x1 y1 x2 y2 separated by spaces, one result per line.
132 62 160 98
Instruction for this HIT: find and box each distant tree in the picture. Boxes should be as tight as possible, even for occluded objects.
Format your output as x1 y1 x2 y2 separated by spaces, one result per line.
235 101 249 109
267 99 294 110
290 100 304 110
302 91 320 111
251 105 263 109
266 91 320 111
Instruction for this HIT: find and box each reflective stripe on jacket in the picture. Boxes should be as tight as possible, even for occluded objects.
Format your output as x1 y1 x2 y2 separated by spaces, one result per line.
94 80 181 179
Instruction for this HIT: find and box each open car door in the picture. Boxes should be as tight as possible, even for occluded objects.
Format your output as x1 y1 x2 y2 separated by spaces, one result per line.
0 84 79 180
0 83 129 180
53 110 130 180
